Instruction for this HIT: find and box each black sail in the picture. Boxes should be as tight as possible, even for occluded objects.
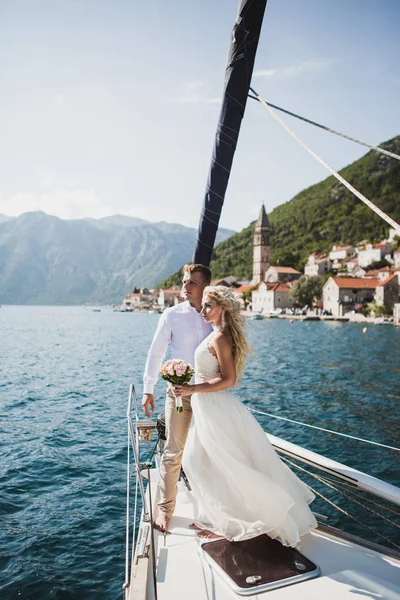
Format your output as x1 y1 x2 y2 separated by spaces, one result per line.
193 0 267 266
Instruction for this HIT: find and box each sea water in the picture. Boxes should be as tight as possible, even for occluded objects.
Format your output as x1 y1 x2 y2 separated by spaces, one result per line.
1 307 399 599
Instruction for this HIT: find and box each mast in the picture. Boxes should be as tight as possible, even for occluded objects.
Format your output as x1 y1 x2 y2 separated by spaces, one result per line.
193 0 268 266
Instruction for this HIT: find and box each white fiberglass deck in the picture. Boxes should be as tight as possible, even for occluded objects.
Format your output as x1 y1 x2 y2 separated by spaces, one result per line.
129 471 400 600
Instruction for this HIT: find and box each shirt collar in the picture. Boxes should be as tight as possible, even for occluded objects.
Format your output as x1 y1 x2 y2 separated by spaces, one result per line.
185 300 204 315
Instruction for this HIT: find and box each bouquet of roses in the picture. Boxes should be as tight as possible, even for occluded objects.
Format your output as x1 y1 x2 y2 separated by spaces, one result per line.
160 359 194 412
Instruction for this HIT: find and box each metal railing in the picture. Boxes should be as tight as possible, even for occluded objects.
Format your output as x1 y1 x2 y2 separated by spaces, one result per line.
123 384 161 600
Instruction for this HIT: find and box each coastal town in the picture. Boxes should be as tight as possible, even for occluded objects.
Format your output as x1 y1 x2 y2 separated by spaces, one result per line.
122 205 400 326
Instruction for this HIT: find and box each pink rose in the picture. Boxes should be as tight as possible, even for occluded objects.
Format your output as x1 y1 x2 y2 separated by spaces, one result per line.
175 364 187 377
167 363 175 376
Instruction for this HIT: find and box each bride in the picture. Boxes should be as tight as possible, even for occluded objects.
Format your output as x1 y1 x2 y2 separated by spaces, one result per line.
173 285 317 547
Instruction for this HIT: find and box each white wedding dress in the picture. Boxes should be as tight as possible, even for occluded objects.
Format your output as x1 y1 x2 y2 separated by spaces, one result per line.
182 332 317 546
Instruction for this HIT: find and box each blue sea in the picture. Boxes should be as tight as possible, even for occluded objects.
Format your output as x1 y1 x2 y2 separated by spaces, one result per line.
1 306 399 599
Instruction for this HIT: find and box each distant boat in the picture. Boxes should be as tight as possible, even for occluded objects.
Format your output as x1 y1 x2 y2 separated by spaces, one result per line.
250 313 263 320
92 309 101 312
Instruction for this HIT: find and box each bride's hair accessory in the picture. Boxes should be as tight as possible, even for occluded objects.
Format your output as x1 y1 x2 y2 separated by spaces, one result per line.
221 309 226 329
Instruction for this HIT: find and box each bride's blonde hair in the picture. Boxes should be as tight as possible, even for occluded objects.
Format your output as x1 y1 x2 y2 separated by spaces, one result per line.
203 285 251 380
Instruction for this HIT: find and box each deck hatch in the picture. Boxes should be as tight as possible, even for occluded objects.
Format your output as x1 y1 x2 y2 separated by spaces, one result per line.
201 534 320 595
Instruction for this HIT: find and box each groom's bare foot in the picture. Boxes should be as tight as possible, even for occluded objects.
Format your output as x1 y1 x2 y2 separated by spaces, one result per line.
197 529 222 539
153 513 170 533
189 523 201 531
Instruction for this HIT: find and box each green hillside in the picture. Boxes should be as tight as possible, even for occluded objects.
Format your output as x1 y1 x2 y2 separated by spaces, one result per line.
159 135 400 286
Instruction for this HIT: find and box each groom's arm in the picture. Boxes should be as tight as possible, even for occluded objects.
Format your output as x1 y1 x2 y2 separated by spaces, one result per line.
142 312 171 416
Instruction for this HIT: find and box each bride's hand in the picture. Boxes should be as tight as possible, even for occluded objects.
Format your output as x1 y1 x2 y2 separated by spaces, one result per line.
173 384 194 396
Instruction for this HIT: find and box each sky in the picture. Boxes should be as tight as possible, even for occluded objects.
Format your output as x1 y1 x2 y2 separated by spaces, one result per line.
0 0 399 231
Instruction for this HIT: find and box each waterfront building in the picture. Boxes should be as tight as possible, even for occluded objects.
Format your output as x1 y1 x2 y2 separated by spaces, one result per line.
357 241 392 268
251 281 294 314
329 245 355 263
351 264 367 278
123 293 142 310
252 205 271 284
323 275 399 316
345 258 359 273
158 288 182 308
304 253 331 277
123 289 158 310
265 265 301 283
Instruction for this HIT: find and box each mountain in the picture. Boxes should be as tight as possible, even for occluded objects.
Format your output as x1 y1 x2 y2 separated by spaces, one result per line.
0 215 14 224
160 135 400 286
0 213 234 304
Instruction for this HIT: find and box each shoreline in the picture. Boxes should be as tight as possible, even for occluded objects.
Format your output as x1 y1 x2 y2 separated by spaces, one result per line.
243 311 394 325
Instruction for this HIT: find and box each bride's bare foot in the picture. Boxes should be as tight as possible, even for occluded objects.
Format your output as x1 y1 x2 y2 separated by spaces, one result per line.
197 529 222 539
153 513 170 533
189 523 201 531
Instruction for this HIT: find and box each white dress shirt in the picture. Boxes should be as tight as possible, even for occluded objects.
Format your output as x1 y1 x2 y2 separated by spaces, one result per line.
143 301 213 395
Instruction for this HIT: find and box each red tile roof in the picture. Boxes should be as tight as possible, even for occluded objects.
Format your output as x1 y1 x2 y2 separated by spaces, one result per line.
265 282 291 292
332 277 379 289
359 243 389 251
377 273 398 286
269 266 301 274
331 245 353 252
310 252 328 260
236 284 252 293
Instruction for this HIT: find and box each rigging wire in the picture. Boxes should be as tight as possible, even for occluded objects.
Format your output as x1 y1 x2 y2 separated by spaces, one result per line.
248 90 400 161
281 456 400 550
249 408 400 452
249 87 400 232
309 474 400 516
316 474 400 530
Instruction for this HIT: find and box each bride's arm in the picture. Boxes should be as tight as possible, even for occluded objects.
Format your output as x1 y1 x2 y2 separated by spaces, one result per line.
173 334 236 395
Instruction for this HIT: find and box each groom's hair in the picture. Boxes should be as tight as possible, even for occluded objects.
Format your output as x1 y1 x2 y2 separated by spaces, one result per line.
183 263 211 285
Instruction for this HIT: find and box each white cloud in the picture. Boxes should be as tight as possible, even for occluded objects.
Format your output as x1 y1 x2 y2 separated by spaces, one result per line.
253 69 277 78
176 81 221 104
0 188 113 220
283 59 335 76
253 59 335 79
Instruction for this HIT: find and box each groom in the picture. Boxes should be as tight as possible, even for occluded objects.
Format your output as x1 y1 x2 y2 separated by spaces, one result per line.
142 263 212 532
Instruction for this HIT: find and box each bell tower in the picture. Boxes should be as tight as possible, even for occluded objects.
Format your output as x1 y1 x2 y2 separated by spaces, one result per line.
252 205 271 283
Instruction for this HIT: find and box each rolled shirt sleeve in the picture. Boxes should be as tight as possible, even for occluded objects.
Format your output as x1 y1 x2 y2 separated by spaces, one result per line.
143 312 171 394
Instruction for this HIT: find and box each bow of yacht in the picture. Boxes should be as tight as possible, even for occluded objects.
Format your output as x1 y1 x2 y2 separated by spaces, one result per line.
123 385 400 600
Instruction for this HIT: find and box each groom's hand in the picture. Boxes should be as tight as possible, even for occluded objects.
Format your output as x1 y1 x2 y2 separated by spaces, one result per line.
142 393 155 418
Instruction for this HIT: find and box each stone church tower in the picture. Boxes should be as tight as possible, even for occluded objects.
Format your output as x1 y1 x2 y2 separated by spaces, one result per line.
252 205 271 283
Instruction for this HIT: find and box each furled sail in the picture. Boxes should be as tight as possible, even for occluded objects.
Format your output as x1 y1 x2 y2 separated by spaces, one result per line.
193 0 267 266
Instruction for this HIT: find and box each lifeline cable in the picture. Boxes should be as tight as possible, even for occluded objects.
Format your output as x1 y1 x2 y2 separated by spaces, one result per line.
248 90 400 161
249 408 400 452
249 87 400 232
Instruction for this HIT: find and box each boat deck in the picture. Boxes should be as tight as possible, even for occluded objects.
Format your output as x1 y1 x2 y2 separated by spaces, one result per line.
129 471 400 600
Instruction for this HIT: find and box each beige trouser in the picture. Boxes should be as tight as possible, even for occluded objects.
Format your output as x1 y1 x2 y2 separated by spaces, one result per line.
157 387 192 519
